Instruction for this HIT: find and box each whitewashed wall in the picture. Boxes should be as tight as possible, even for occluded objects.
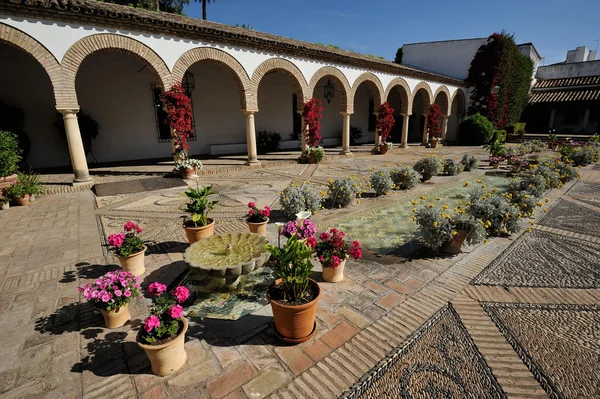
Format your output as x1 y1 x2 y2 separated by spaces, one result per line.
255 71 295 141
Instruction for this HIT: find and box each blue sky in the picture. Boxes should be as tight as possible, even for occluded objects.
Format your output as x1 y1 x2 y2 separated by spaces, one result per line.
183 0 600 65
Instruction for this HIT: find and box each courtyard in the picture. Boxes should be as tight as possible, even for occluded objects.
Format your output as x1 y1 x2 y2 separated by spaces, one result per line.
1 144 599 399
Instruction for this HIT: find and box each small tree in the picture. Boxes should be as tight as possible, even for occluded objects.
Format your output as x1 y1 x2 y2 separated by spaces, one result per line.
376 102 395 144
163 83 193 162
394 47 403 64
302 98 323 147
426 103 442 140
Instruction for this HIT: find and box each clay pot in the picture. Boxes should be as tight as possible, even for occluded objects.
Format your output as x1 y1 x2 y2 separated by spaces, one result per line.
307 154 318 164
268 279 321 343
379 146 389 155
184 218 215 244
138 317 188 376
322 259 346 283
1 202 9 210
430 140 439 149
421 172 433 182
551 143 559 151
98 304 131 329
441 229 469 254
29 194 36 202
117 245 146 276
181 167 197 180
490 162 500 169
17 194 30 206
247 218 268 236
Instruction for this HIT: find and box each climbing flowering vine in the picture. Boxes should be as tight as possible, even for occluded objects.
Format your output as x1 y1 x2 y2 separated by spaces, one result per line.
426 103 442 140
376 102 395 143
163 83 193 161
302 98 323 147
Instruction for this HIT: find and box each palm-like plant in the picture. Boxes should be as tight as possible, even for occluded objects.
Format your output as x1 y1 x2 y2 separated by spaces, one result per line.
202 0 215 20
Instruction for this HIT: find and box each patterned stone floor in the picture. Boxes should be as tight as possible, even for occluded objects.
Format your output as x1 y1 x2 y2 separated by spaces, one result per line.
537 198 600 238
1 147 599 399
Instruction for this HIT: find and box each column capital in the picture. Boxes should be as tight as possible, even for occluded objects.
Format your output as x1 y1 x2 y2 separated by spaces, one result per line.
56 107 80 116
242 109 256 117
340 112 353 117
400 113 411 117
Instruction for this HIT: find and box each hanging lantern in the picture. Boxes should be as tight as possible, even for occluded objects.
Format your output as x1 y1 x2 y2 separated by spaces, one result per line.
323 79 335 104
182 71 196 96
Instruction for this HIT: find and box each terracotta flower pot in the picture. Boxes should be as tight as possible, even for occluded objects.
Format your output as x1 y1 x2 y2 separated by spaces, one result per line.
307 154 318 164
184 218 215 244
430 140 439 149
268 279 321 343
17 194 30 206
117 245 146 276
29 194 36 202
379 146 389 155
138 317 188 376
0 202 9 210
490 162 500 169
322 259 346 283
98 304 131 329
247 218 268 236
441 229 469 254
181 167 197 180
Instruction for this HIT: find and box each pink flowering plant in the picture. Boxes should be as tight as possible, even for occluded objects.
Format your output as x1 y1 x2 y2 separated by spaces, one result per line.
78 270 141 311
139 282 190 344
315 228 363 268
280 219 317 240
246 201 270 223
107 221 145 257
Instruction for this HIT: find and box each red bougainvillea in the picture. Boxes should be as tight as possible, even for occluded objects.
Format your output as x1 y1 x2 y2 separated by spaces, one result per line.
376 102 395 143
302 98 323 147
163 83 193 160
426 103 442 139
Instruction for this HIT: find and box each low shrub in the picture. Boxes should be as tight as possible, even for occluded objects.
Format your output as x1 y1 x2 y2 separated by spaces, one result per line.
461 154 478 171
413 157 442 181
307 146 325 163
370 169 393 196
467 188 521 236
279 183 322 218
325 176 359 208
508 174 547 198
534 163 562 190
0 131 22 177
256 131 281 154
458 114 494 145
413 205 485 251
442 158 463 176
390 166 420 189
528 139 546 153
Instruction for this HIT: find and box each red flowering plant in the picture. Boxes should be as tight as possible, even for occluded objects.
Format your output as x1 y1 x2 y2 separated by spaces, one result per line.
78 270 141 311
315 228 362 268
107 221 145 257
246 201 270 223
163 83 193 162
302 98 323 148
426 103 442 141
139 282 190 344
376 102 395 145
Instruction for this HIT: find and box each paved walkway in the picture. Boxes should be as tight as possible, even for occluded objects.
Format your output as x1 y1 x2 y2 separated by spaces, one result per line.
0 147 598 399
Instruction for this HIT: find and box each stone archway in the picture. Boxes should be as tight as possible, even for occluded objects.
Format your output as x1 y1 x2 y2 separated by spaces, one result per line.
433 86 451 116
250 58 310 110
351 73 385 145
352 72 384 109
309 66 351 113
173 47 252 111
384 78 411 114
60 34 171 110
448 89 467 142
410 82 433 143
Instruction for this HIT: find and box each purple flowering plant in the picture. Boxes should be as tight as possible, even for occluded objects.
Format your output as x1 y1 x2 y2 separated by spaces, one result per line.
139 282 190 344
78 270 141 312
280 219 317 240
107 221 145 257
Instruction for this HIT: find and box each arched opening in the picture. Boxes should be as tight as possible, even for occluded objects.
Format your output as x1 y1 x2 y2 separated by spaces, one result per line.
312 76 347 146
255 70 303 150
76 51 166 163
352 81 380 145
434 90 450 116
409 88 431 143
0 41 64 168
448 90 466 142
386 85 410 143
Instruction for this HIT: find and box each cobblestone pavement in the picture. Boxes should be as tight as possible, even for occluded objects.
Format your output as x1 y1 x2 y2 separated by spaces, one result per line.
1 147 599 399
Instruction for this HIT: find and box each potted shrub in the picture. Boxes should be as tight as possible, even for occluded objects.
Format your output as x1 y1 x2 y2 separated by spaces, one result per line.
378 141 393 155
390 166 420 190
460 154 478 171
279 184 322 219
137 283 190 376
413 157 442 182
175 159 203 180
246 201 270 236
489 155 505 169
325 177 360 208
21 172 44 201
429 137 442 149
427 104 442 148
315 228 362 283
307 146 324 164
548 132 558 150
265 218 320 343
78 270 141 328
442 158 463 176
0 131 21 190
6 178 29 206
108 222 146 276
375 102 395 154
370 169 393 196
181 183 218 244
280 219 318 240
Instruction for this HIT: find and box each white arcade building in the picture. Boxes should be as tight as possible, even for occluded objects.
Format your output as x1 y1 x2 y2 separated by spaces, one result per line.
0 0 467 185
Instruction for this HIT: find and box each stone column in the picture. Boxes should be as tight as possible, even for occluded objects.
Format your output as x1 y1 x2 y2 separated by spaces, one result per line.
340 112 352 155
422 114 429 144
548 108 556 130
58 108 92 185
582 108 591 132
373 111 380 147
243 110 260 165
400 113 410 148
440 116 449 141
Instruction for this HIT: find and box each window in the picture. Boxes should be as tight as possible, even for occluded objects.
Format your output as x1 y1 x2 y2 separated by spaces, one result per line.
151 85 197 143
368 98 376 131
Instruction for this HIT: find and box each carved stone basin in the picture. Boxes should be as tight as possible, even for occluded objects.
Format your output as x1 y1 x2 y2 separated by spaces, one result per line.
184 232 270 288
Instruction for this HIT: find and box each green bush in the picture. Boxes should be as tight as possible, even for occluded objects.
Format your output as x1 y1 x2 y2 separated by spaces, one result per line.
442 158 463 176
256 131 281 154
0 131 22 177
413 157 442 181
370 169 392 196
461 154 479 171
326 176 359 208
458 114 494 145
390 166 420 189
279 184 322 218
414 205 485 251
467 188 521 236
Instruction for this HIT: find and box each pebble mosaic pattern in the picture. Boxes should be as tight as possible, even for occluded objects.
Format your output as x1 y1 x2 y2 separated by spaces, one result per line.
341 304 506 399
483 302 600 399
566 181 600 197
470 229 600 288
537 199 600 237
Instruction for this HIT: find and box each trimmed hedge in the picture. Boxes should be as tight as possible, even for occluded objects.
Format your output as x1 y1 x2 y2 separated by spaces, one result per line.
458 114 494 145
